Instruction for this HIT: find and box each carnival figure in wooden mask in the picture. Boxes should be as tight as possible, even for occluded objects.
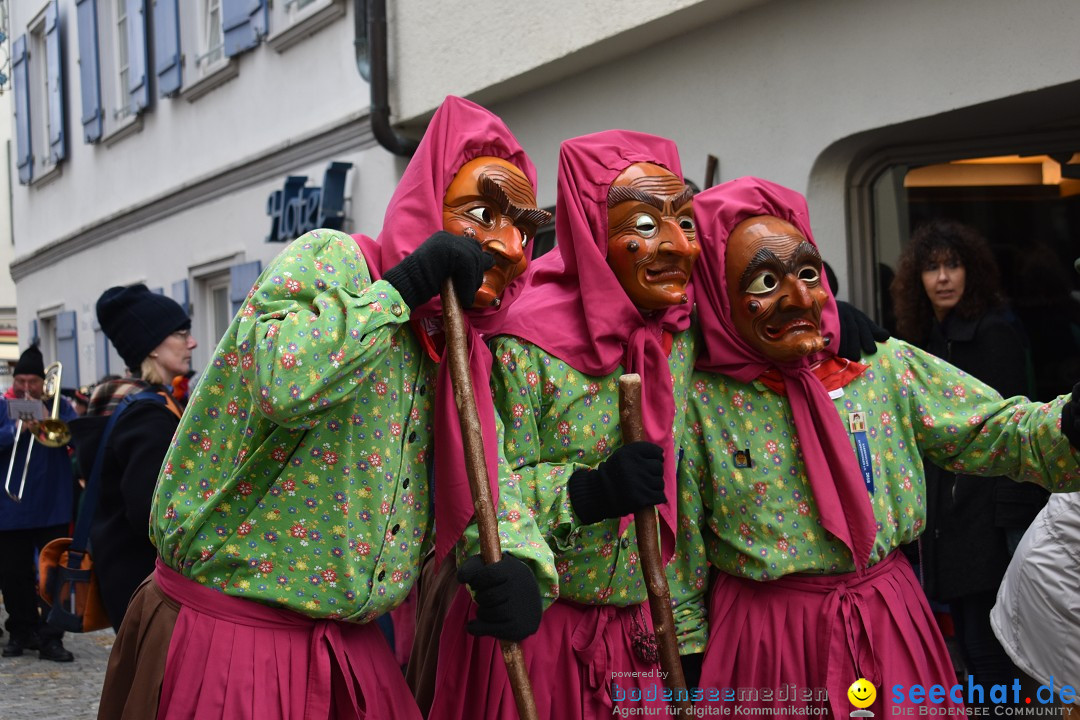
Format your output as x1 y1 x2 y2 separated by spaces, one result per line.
725 215 831 363
681 176 1080 718
605 162 699 311
98 95 548 720
443 156 550 308
429 130 707 720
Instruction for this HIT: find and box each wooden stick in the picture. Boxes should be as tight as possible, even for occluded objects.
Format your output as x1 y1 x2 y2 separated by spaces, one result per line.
619 373 694 714
440 280 538 720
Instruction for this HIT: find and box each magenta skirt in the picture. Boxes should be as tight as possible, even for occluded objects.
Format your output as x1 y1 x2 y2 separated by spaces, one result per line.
429 586 666 720
700 550 962 717
154 559 421 720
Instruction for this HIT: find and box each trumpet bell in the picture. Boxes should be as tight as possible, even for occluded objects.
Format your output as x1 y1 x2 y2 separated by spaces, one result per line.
34 419 72 448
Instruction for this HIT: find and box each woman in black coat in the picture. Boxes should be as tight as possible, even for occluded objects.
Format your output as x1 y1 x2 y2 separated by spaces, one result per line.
71 285 196 631
892 220 1047 695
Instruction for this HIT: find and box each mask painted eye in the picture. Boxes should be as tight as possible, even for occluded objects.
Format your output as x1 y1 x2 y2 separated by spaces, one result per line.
797 266 820 284
466 206 494 226
746 272 779 295
634 214 658 238
678 215 696 233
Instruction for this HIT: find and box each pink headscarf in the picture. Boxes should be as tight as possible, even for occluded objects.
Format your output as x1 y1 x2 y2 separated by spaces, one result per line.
496 130 693 563
350 95 538 564
692 177 876 569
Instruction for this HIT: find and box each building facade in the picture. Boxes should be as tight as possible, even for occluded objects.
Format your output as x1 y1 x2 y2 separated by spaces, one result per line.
7 0 1080 389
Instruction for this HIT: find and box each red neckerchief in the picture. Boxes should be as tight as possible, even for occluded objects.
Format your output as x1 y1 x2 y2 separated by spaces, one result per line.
757 355 868 396
662 330 673 356
410 318 444 363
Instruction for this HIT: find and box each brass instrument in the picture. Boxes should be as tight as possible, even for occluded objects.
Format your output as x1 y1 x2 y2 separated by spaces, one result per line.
5 362 71 502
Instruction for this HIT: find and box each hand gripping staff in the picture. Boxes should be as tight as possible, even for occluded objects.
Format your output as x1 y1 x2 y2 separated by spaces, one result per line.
618 373 693 714
440 280 539 720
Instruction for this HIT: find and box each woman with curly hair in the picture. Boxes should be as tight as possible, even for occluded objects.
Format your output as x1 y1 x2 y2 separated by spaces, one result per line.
891 219 1046 702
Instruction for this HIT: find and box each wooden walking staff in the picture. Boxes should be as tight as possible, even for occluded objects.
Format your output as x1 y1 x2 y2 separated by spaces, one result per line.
440 280 539 720
619 373 693 714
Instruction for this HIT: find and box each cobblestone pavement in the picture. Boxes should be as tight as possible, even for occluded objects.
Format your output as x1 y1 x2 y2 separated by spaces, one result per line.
0 607 114 720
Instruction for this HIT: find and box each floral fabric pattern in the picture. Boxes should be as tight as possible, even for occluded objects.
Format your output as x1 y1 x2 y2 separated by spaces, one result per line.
152 229 437 622
681 337 1080 584
486 329 709 652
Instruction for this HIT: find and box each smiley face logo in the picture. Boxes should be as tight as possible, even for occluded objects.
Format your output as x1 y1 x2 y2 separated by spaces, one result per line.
847 678 877 708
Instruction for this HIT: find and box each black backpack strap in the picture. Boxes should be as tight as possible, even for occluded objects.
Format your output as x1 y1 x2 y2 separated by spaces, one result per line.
68 391 167 562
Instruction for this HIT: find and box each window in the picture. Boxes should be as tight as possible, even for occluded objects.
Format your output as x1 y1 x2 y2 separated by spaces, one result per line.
195 271 230 371
13 1 66 184
29 18 52 170
76 0 149 144
197 0 225 74
267 0 344 53
287 0 318 18
35 314 57 364
177 0 241 102
113 0 130 120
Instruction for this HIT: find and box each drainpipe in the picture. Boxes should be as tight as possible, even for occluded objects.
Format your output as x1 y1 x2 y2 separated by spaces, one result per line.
355 0 418 157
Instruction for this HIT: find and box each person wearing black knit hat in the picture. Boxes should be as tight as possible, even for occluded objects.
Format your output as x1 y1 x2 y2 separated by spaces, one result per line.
68 284 197 631
96 284 193 378
0 344 78 661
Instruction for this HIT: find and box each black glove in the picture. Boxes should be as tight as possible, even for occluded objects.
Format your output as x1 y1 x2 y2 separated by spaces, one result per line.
382 231 494 310
1062 381 1080 450
836 300 890 362
681 652 704 690
567 441 665 525
457 553 542 642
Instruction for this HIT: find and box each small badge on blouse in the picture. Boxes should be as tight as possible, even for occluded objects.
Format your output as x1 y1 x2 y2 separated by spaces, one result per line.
848 411 868 434
733 449 752 468
848 411 875 494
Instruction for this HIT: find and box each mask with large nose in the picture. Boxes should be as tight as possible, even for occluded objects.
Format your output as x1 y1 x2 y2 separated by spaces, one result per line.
605 162 699 312
442 156 550 309
725 215 830 363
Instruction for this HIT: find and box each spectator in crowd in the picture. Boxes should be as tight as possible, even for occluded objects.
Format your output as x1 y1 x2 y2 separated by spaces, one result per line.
991 489 1080 716
0 344 78 662
891 220 1045 703
68 285 194 632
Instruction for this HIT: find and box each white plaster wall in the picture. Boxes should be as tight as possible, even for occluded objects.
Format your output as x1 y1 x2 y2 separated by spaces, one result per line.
8 0 367 257
393 0 766 121
469 0 1080 294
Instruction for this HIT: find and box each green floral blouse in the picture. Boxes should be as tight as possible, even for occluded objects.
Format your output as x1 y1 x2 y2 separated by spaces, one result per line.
151 229 436 622
681 337 1080 586
485 329 709 653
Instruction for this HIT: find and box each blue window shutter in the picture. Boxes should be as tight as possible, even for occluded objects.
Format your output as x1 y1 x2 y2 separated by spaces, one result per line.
154 0 182 97
126 0 149 112
230 261 263 315
56 311 80 386
223 0 267 58
12 35 32 185
28 319 39 347
172 279 190 314
75 0 103 143
45 1 66 163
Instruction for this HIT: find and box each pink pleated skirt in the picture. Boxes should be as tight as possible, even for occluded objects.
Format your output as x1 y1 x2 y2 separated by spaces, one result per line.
699 550 962 717
108 559 421 720
429 586 666 720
